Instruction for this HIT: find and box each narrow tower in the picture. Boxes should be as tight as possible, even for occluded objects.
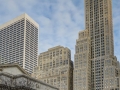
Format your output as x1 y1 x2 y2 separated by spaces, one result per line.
73 30 91 90
85 0 114 59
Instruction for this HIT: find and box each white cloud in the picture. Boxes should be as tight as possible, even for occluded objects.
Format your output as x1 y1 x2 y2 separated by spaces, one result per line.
35 0 85 61
0 0 120 61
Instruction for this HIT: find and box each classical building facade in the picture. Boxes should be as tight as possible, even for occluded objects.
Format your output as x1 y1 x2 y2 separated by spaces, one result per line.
74 0 120 90
0 13 39 74
0 64 58 90
32 46 73 90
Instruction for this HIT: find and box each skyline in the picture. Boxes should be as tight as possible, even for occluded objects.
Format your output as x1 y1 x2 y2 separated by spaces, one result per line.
0 0 120 61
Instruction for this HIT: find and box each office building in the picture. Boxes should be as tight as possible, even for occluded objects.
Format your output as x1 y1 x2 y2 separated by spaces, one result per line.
74 30 91 90
0 13 39 74
32 46 73 90
74 0 120 90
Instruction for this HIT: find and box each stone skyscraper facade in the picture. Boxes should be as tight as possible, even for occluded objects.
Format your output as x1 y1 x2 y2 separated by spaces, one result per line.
0 13 39 74
74 30 91 90
74 0 120 90
32 46 73 90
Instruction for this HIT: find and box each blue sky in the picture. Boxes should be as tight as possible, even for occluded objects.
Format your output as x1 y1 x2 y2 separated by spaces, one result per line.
0 0 120 61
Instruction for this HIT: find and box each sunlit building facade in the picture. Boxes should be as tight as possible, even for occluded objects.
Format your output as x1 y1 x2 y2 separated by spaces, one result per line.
32 46 73 90
74 0 120 90
74 30 91 90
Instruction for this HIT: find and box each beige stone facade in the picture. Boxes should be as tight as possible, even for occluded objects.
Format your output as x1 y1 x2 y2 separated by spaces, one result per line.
32 46 73 90
74 30 91 90
74 0 120 90
103 56 120 90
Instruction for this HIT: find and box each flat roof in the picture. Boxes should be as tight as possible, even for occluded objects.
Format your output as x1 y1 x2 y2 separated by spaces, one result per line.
0 13 39 30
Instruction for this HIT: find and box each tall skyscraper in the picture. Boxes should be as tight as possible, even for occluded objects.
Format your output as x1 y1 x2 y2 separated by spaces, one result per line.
32 46 73 90
85 0 114 58
74 0 120 90
0 13 39 74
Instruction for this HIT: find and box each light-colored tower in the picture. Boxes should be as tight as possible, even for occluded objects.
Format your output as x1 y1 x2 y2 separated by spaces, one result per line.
84 0 114 89
74 0 120 90
0 13 39 74
74 30 91 90
32 46 73 90
85 0 114 59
